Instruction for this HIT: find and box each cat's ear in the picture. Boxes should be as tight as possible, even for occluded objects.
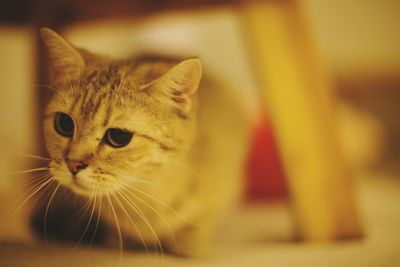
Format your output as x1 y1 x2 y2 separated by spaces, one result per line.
154 58 202 114
40 28 85 78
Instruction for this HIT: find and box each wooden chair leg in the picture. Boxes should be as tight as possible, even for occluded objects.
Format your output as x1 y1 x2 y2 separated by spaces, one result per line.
241 1 363 240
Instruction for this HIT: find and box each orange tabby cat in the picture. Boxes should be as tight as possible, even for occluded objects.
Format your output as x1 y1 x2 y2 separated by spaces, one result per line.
39 28 250 256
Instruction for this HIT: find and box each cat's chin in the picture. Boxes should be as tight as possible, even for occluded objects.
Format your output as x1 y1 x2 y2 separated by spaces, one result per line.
70 180 92 195
53 170 99 196
67 179 118 198
60 181 92 197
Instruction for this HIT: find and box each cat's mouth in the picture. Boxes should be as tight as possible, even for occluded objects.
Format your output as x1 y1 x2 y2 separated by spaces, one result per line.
72 178 89 190
66 171 100 195
68 173 120 196
67 177 93 196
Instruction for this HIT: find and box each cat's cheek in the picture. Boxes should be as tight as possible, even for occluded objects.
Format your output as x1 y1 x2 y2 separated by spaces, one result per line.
49 173 68 188
45 131 69 158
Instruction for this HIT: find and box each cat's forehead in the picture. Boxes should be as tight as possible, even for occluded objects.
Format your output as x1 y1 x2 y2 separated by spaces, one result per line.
48 61 165 131
80 63 129 92
76 92 114 126
76 62 147 106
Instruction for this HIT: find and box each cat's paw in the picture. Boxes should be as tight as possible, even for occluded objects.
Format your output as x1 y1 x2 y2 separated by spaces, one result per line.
166 225 214 257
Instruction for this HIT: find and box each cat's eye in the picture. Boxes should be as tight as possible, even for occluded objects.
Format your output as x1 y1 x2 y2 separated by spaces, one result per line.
54 112 74 137
104 128 133 148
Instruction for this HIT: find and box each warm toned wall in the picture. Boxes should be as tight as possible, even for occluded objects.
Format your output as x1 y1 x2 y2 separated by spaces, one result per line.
305 0 400 79
0 26 37 241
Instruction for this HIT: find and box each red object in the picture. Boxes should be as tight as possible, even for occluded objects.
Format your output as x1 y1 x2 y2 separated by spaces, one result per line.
245 115 287 200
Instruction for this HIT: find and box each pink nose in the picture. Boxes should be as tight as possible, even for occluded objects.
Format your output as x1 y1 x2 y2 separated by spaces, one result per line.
66 159 88 175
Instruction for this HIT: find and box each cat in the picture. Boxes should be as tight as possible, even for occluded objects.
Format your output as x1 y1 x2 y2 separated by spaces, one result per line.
38 27 250 256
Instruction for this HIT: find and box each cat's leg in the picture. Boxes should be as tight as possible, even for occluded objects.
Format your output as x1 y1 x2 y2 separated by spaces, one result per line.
166 218 215 257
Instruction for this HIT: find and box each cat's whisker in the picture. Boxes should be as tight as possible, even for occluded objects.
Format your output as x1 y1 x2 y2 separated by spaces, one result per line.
168 158 203 181
29 179 55 207
27 171 51 179
44 183 61 242
75 192 97 248
21 173 51 188
120 188 179 255
120 181 199 227
7 167 49 175
7 173 50 204
0 177 54 240
118 189 166 258
15 151 52 161
19 175 50 199
18 176 53 208
35 83 68 103
70 196 92 219
117 189 166 260
0 142 51 161
89 194 103 248
124 158 154 169
105 190 124 260
112 192 151 260
115 173 161 187
131 179 161 187
72 198 96 235
116 190 146 221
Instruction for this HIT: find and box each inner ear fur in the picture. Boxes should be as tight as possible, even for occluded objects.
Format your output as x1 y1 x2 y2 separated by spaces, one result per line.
153 58 202 114
40 27 85 78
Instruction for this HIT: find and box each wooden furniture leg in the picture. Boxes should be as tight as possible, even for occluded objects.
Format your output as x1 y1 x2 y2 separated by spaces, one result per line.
241 1 363 240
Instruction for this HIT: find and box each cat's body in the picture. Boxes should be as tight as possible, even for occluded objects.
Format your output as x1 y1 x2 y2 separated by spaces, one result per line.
39 28 250 256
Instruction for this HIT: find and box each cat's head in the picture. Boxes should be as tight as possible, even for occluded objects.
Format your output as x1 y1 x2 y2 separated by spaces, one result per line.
41 28 202 196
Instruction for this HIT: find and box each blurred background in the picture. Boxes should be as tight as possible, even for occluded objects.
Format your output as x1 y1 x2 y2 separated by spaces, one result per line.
0 0 399 266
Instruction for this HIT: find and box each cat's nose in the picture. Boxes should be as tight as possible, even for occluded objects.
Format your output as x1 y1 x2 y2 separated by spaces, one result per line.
66 159 88 175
